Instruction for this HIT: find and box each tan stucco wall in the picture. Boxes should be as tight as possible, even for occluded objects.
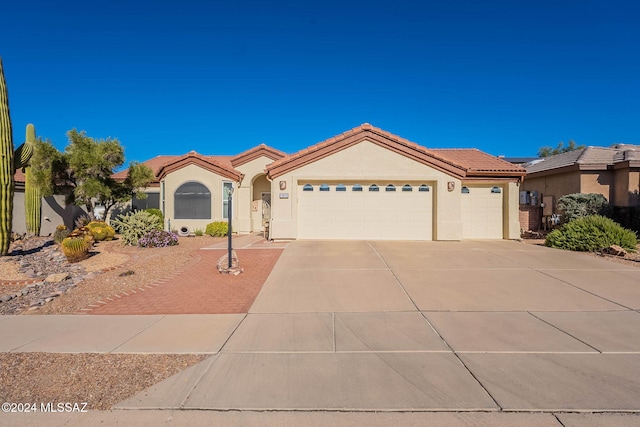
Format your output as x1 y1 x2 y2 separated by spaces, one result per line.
269 140 464 240
234 156 276 233
522 171 581 214
613 167 640 207
580 171 614 201
161 164 238 233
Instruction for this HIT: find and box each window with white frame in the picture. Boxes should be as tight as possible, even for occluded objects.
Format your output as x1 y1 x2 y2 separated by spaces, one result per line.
174 181 211 219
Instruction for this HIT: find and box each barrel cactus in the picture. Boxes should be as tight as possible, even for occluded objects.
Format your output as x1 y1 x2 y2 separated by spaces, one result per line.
86 220 115 241
0 58 34 255
61 234 93 263
24 124 41 236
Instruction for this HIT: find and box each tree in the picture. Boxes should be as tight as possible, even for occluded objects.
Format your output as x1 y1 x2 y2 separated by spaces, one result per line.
30 129 154 221
538 140 585 157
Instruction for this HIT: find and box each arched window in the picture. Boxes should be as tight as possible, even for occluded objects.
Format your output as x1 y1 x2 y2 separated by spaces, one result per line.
302 184 314 191
402 185 413 192
385 184 396 192
174 181 211 219
319 184 330 191
418 185 430 192
461 186 470 194
336 184 347 192
352 184 363 192
369 184 379 192
491 186 502 194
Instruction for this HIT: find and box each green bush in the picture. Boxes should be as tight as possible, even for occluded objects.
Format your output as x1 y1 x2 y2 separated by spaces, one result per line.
194 228 204 236
205 221 228 237
545 215 637 252
111 211 162 246
145 208 164 228
557 193 611 223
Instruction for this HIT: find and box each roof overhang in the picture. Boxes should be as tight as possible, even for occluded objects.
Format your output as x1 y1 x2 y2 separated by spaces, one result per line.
157 154 243 182
231 144 286 167
266 124 469 179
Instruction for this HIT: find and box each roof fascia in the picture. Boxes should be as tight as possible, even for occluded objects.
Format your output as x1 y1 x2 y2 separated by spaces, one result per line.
267 129 467 179
157 156 243 181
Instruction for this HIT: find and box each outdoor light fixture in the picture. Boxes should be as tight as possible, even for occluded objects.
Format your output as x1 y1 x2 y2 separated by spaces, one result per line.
226 185 234 269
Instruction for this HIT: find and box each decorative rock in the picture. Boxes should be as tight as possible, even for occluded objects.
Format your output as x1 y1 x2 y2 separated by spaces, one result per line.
1 295 12 303
602 245 627 257
45 273 71 283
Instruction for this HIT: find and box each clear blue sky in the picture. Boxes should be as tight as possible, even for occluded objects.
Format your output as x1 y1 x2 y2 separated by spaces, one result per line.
2 0 639 167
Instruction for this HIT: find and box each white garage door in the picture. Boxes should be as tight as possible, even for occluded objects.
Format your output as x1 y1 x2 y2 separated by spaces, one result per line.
461 185 504 239
298 183 433 240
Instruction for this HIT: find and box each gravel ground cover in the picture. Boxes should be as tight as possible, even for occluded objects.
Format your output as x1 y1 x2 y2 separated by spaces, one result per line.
0 352 207 410
1 235 223 410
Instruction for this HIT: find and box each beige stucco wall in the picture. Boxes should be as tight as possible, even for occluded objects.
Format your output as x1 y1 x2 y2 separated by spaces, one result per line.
161 164 238 233
522 171 581 214
612 167 640 207
234 156 276 234
580 171 614 201
269 140 464 241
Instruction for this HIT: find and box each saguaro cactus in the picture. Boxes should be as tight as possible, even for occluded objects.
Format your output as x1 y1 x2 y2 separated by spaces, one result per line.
0 58 14 256
0 58 33 255
24 124 41 236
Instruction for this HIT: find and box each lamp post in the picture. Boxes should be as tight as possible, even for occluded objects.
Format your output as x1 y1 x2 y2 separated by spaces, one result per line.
226 185 234 269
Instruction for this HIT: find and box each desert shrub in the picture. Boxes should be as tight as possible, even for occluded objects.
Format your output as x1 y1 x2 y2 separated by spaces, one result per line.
111 211 162 246
138 230 179 248
86 221 116 241
194 228 204 236
205 221 228 237
545 215 637 252
557 193 611 223
145 208 164 228
54 225 70 244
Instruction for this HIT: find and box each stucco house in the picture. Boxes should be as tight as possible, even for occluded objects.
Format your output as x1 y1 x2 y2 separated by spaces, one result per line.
117 124 525 240
521 145 640 229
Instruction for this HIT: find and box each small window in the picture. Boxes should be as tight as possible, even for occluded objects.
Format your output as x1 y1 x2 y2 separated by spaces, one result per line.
319 184 330 192
385 184 396 192
369 184 379 192
461 186 470 194
352 184 363 192
336 184 346 192
302 184 313 192
418 185 430 192
402 185 413 192
491 186 502 194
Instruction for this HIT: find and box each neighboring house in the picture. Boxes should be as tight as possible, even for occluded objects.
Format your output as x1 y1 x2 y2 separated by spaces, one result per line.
118 124 526 240
522 145 640 225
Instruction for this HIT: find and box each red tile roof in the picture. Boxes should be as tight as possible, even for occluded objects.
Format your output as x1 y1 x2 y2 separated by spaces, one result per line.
156 151 242 181
430 148 526 177
231 144 286 167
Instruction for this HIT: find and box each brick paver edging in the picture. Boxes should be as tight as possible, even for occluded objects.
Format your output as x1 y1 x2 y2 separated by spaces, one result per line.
0 278 44 286
78 248 283 315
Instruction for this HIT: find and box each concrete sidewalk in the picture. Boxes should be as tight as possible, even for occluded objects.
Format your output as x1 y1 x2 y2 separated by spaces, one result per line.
2 240 640 425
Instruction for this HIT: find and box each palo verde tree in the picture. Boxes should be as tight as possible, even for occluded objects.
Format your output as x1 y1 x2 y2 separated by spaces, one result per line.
538 140 585 157
30 129 154 221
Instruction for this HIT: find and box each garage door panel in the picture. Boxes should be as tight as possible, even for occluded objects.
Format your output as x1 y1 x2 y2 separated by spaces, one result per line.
461 186 504 239
298 183 432 240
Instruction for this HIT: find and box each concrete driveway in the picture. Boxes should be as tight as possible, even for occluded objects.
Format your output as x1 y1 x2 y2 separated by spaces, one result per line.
117 240 640 423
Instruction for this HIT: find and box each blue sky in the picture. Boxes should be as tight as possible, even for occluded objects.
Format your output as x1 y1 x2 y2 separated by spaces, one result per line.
1 0 639 168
